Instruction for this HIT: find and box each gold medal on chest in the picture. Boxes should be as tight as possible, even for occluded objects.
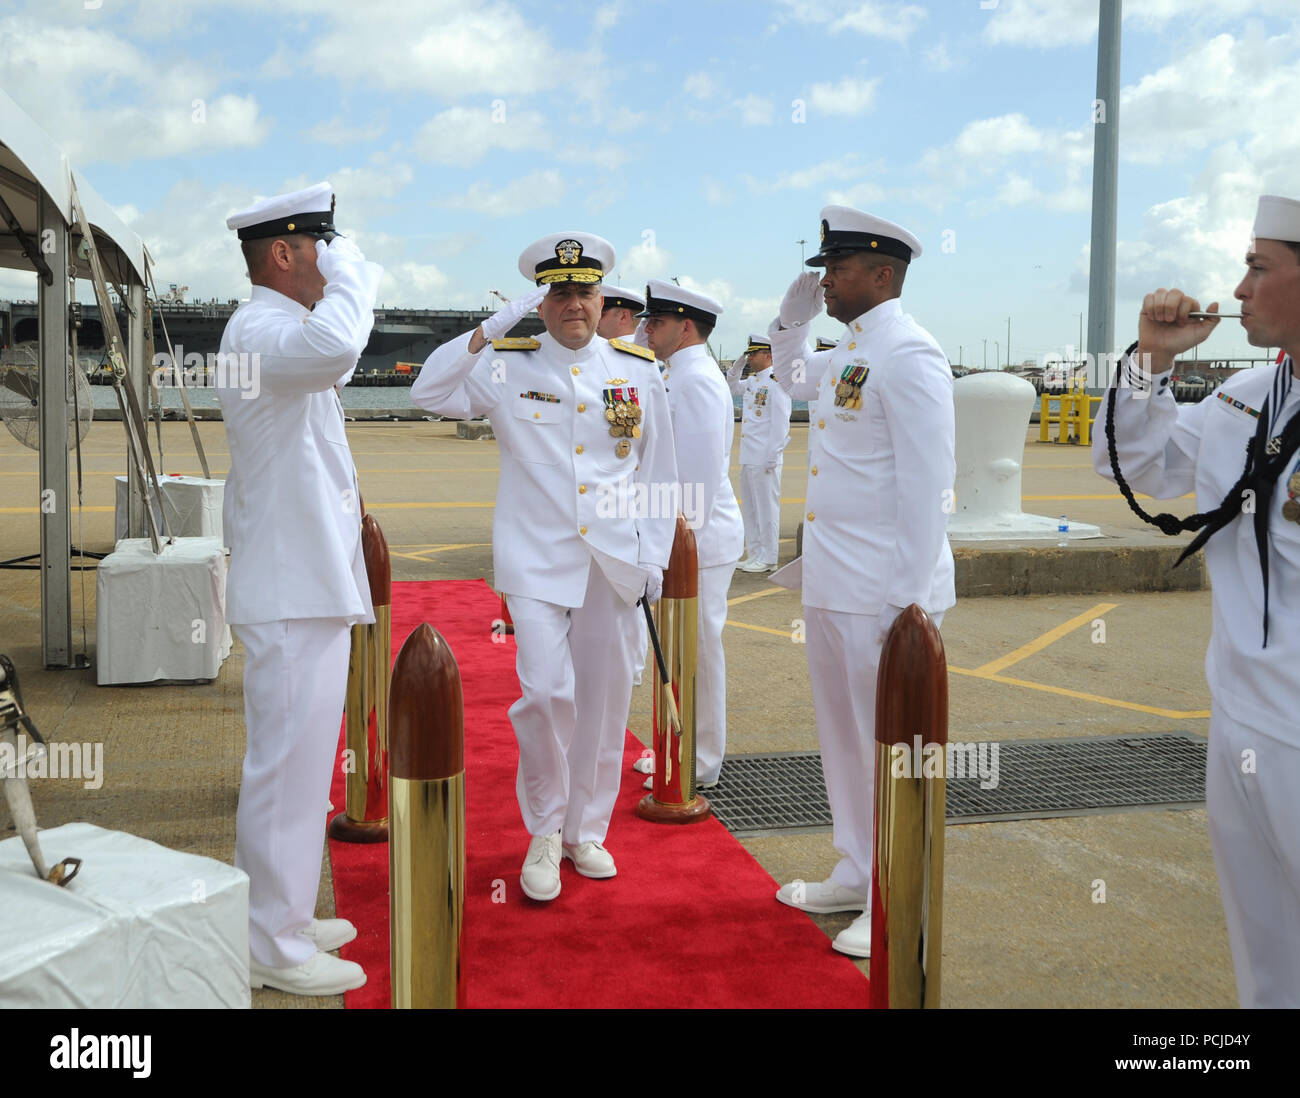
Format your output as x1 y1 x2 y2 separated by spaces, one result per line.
615 438 631 459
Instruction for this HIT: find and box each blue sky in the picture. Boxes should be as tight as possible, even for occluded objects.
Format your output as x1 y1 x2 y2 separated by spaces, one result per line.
2 0 1298 366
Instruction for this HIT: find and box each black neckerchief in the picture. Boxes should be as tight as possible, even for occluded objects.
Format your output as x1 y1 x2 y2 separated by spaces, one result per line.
1107 345 1300 646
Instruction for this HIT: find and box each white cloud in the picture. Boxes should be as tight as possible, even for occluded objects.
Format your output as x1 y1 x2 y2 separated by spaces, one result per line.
808 77 880 117
825 181 887 208
745 155 875 195
0 16 270 164
777 0 927 43
308 116 388 147
377 261 452 306
984 0 1300 48
435 170 566 217
618 236 672 285
308 1 582 98
413 106 550 166
684 72 715 99
923 42 954 72
733 94 775 126
703 178 733 205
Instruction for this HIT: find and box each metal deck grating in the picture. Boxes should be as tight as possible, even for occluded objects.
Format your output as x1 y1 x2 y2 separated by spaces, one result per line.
707 733 1207 836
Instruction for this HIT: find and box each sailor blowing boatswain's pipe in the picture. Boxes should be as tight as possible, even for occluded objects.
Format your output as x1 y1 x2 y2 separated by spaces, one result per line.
410 233 677 903
219 182 383 997
1093 193 1300 1008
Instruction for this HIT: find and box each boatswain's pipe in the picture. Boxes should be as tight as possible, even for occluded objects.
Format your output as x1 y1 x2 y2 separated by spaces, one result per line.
870 605 947 1009
330 514 391 843
388 624 466 1009
636 515 711 824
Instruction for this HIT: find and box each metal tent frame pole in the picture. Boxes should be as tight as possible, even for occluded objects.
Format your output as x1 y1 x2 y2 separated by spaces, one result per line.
37 188 71 668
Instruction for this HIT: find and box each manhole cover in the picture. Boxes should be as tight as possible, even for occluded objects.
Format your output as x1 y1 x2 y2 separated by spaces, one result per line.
707 733 1207 836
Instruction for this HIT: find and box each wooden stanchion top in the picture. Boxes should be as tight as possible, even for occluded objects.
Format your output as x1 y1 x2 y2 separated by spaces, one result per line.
874 604 948 747
390 623 464 780
662 514 699 599
362 513 392 607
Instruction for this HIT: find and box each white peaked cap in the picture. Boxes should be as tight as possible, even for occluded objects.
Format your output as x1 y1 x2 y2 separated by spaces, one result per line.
1252 195 1300 245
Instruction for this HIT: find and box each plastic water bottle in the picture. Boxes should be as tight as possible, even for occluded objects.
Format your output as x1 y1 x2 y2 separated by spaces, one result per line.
1057 515 1069 548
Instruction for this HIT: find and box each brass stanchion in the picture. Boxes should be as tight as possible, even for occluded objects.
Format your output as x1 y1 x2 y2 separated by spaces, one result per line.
636 515 711 824
388 624 466 1009
869 604 947 1009
329 513 391 843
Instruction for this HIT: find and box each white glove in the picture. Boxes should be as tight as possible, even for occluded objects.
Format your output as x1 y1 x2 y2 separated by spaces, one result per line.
481 285 550 342
764 458 778 473
631 317 650 348
315 236 367 281
779 272 824 329
642 564 663 604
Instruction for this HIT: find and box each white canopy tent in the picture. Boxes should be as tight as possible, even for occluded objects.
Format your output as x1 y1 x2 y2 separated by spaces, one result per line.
0 86 153 667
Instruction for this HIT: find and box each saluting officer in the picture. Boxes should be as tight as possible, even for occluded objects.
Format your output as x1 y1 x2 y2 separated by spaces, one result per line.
727 334 793 572
219 182 383 995
410 233 677 901
641 280 744 788
768 205 955 958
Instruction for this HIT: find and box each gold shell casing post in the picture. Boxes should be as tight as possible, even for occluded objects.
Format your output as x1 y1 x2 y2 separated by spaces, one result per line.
330 514 392 843
869 604 948 1009
637 515 711 824
388 623 466 1009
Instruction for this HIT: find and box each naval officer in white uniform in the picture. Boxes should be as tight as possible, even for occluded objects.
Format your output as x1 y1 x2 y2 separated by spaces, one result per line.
1094 195 1300 1008
219 183 383 995
727 334 793 572
641 280 745 788
767 206 954 958
598 284 646 342
410 234 677 901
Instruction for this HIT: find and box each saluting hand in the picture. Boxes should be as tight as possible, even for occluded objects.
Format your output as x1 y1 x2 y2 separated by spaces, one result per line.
315 236 367 280
779 272 824 329
476 285 551 347
1138 288 1220 374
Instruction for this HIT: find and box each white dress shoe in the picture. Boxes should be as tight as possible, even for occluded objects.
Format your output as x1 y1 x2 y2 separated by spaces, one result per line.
738 558 775 573
775 878 869 914
832 911 872 958
249 950 366 995
632 754 655 774
301 917 357 953
521 832 562 900
697 776 720 790
562 840 617 879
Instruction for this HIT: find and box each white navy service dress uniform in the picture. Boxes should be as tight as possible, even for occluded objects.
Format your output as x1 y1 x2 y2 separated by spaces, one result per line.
218 183 382 974
769 207 954 956
727 334 792 570
641 280 745 786
411 234 677 897
1093 194 1300 1007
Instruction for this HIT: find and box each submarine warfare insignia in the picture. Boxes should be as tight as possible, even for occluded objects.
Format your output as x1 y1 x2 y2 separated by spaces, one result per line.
835 364 868 409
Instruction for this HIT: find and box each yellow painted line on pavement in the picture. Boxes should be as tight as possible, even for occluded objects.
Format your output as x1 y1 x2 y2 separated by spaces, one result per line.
388 542 490 562
365 500 494 510
725 619 794 638
975 602 1117 676
1 505 113 513
949 666 1210 719
726 587 785 607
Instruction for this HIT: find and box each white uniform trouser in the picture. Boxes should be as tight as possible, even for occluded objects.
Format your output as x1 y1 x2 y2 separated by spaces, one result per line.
696 562 736 785
506 563 638 845
1206 708 1300 1007
233 617 351 969
740 462 782 565
805 604 945 898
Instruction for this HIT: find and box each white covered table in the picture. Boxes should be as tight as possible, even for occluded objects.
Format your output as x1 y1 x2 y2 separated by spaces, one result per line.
114 475 225 542
0 823 250 1008
96 536 233 685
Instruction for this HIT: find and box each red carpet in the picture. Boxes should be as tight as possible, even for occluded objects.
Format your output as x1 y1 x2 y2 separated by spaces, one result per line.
328 578 869 1008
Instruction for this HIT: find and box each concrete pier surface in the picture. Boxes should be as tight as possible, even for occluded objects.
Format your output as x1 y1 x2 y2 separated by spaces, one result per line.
0 420 1233 1008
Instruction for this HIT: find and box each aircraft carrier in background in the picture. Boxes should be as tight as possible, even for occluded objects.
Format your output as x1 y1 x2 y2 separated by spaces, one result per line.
0 295 545 381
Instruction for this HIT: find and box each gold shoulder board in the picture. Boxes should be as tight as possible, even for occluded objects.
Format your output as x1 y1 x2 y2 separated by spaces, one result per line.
491 337 541 351
609 338 656 362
